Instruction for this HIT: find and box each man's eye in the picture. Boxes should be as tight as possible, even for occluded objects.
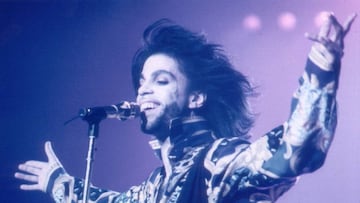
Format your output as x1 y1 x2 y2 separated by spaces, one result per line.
156 79 169 85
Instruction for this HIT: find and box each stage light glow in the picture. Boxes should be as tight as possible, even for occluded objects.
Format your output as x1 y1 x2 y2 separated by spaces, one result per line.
243 14 262 31
278 12 297 31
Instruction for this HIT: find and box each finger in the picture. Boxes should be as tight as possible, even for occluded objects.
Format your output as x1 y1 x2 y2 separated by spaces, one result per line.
14 172 38 182
328 14 344 42
343 13 357 36
318 12 332 38
23 160 47 169
304 32 319 42
18 164 41 175
20 184 41 191
45 141 60 163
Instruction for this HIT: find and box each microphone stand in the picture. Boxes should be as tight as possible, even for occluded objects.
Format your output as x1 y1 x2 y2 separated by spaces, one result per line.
82 123 98 203
76 102 139 202
79 109 106 203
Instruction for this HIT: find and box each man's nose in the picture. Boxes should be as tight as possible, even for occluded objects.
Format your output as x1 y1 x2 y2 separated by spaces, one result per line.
137 82 154 96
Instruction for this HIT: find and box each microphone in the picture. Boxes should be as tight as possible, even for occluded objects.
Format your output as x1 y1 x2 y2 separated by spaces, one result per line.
79 101 140 122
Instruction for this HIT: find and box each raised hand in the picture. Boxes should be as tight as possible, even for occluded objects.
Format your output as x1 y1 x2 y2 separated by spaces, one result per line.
14 141 65 192
305 12 357 70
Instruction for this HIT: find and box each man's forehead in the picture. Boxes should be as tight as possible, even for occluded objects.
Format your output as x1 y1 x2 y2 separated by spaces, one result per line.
141 53 183 77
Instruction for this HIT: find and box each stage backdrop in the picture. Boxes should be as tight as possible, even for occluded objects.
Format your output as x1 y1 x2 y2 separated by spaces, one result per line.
2 1 359 202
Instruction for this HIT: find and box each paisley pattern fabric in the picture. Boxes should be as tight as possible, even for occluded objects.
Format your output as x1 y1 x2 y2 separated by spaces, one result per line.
49 58 338 203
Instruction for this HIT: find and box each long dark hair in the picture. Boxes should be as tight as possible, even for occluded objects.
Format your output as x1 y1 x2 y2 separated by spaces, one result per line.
132 19 256 139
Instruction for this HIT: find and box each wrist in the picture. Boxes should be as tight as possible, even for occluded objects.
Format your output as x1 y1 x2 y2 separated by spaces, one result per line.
305 59 338 88
45 167 66 194
308 44 342 72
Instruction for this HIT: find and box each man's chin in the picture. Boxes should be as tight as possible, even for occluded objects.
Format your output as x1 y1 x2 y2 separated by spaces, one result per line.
140 116 169 141
140 114 160 134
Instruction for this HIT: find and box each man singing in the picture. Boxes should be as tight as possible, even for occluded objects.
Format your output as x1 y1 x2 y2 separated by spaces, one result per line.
15 13 356 202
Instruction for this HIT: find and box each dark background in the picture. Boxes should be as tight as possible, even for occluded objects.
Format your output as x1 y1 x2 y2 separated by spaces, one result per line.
1 0 359 202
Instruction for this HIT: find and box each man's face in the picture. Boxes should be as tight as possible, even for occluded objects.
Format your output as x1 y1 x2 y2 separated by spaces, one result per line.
136 53 190 138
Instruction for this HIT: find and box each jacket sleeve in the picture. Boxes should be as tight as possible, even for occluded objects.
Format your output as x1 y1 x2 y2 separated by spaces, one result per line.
261 46 340 177
47 170 146 203
201 45 341 202
207 48 340 201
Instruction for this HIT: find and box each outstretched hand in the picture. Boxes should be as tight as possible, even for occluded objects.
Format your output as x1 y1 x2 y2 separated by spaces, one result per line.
305 12 357 70
14 141 65 192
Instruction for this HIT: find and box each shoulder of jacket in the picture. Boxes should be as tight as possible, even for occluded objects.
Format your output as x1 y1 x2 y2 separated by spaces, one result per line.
205 137 250 165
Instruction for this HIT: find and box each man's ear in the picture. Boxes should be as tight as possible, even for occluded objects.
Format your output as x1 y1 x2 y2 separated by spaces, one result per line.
188 91 207 109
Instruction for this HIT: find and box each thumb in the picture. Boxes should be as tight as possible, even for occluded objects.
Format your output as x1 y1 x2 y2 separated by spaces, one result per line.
45 141 61 164
343 13 357 36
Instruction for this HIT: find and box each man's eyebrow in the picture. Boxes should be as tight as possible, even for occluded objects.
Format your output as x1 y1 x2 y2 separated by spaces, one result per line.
141 70 176 80
153 70 176 79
